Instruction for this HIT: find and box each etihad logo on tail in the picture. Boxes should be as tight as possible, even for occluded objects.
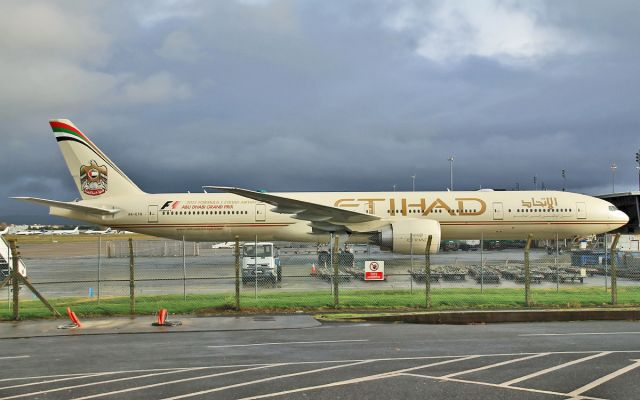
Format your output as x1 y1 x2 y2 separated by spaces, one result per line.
80 160 107 196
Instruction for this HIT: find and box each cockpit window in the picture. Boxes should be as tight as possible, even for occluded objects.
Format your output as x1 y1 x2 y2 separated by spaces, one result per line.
609 205 618 211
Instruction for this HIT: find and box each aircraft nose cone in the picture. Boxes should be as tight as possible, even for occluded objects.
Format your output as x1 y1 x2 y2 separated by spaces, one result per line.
621 211 630 224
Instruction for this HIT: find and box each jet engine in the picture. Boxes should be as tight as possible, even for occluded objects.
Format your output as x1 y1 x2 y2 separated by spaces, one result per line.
373 219 441 254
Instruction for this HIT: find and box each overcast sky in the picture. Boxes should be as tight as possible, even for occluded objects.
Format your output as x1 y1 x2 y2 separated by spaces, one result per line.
2 0 640 221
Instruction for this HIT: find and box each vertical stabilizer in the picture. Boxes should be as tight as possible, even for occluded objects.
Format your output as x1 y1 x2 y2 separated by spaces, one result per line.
50 119 144 200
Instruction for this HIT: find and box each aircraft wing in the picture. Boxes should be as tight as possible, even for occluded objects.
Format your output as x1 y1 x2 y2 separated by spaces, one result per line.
12 197 120 216
204 186 380 226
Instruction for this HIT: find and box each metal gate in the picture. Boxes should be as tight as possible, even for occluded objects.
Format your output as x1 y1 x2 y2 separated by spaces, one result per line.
576 202 586 219
255 203 266 222
492 202 504 220
148 205 158 223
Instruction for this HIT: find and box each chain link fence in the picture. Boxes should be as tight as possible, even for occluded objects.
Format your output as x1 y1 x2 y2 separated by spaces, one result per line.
1 233 639 319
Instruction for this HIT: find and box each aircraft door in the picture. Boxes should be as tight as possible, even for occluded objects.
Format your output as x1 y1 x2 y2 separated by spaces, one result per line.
492 202 504 220
576 202 586 219
255 203 266 222
148 205 158 223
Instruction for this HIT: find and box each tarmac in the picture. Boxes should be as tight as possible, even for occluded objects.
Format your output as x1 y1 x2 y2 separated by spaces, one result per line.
0 314 321 339
2 316 640 399
2 308 639 339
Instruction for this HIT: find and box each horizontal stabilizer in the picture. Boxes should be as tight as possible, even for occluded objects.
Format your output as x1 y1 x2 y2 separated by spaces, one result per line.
12 197 120 215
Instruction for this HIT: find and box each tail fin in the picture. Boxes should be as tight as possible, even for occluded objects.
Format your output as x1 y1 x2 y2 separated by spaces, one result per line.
50 119 144 200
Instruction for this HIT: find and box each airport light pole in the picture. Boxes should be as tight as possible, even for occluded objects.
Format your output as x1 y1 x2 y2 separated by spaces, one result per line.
610 163 617 193
448 156 454 190
561 169 566 192
635 150 640 191
411 175 416 192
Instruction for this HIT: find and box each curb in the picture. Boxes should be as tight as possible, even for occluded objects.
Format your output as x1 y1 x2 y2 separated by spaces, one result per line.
323 308 640 325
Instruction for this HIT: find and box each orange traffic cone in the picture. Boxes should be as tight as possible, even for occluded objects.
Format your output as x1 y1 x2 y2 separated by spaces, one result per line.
66 307 81 327
153 309 167 326
311 263 317 276
152 308 182 327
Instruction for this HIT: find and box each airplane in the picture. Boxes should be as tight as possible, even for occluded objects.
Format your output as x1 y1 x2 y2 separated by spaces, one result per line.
0 227 8 236
13 119 629 254
211 241 240 249
84 227 113 235
43 227 80 235
16 229 43 236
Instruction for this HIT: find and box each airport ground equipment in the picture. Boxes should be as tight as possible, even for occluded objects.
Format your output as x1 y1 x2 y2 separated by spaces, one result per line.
241 242 281 284
0 239 60 319
409 268 441 283
313 263 351 282
343 263 365 280
467 265 501 283
0 234 27 278
314 249 352 282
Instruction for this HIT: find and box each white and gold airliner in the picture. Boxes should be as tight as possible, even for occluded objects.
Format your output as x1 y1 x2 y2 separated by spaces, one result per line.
13 119 628 254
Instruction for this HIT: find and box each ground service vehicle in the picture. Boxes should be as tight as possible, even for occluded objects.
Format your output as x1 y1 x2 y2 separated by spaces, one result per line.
242 242 281 284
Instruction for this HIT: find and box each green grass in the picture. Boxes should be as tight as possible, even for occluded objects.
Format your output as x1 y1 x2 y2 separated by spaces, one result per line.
1 287 639 320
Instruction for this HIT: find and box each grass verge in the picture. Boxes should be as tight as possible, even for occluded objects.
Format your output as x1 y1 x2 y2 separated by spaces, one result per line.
0 287 639 320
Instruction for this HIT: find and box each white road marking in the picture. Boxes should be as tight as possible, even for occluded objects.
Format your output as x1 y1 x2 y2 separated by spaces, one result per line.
0 366 232 383
402 373 604 400
0 372 91 383
233 356 480 400
521 332 640 337
161 360 377 400
69 365 279 400
439 353 550 378
500 352 611 387
0 356 29 361
0 373 112 391
0 366 216 400
566 359 640 397
207 339 368 348
5 350 638 400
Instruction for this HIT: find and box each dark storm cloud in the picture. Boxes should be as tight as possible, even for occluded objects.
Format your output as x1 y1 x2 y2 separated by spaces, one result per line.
1 0 640 221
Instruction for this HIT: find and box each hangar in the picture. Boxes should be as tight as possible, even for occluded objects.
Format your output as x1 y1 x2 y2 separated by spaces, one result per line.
598 192 640 233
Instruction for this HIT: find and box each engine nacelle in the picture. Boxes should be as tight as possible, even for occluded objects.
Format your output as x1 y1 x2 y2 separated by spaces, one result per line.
374 219 441 254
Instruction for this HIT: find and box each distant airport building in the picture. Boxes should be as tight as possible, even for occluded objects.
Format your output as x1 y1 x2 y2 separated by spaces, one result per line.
598 192 640 233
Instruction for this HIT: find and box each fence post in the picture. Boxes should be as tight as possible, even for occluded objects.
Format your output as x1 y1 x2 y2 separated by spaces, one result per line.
8 239 19 320
234 236 240 311
182 236 187 301
425 235 432 309
128 238 135 315
254 235 258 300
97 236 101 303
410 233 413 295
480 233 484 293
555 233 559 293
524 234 533 307
332 234 339 308
610 233 620 305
